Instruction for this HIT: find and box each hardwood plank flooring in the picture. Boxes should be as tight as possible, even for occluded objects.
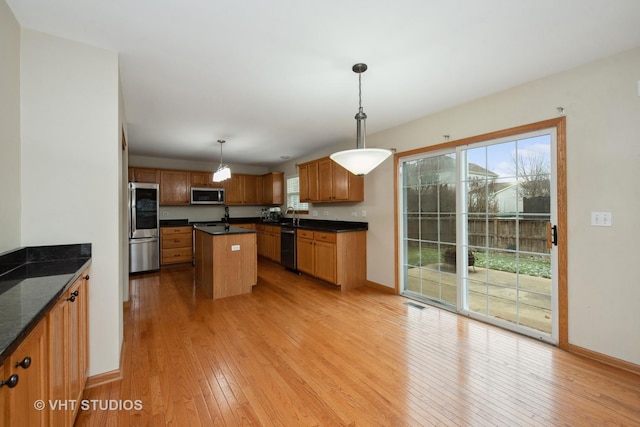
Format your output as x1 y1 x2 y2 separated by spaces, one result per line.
75 260 640 426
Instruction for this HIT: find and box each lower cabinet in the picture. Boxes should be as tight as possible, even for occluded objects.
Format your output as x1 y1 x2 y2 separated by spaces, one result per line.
256 225 281 262
161 226 193 265
47 272 90 427
1 271 89 427
1 320 48 427
296 230 367 290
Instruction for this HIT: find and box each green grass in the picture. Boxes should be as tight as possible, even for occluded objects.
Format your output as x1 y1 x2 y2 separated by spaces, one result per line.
407 246 551 278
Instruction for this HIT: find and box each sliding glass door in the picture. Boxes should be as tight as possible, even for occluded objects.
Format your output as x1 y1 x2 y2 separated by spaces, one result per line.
399 127 559 343
401 151 457 308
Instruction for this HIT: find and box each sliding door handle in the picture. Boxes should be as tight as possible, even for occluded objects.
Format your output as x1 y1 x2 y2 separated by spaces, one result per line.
547 223 558 248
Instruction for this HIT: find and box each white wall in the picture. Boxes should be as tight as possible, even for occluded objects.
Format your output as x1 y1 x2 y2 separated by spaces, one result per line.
0 0 21 253
20 30 122 376
277 47 640 366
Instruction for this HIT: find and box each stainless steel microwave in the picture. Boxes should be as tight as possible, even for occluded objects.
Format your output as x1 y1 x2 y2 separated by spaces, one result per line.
190 187 225 204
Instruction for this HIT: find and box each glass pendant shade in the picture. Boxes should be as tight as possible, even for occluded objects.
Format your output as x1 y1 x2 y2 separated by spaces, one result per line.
330 63 391 176
212 139 231 182
330 148 392 175
213 164 231 182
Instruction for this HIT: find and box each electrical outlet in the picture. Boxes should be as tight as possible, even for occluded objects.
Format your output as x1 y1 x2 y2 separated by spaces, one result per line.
361 210 367 218
231 245 240 251
323 211 329 216
351 211 357 217
312 210 318 217
162 211 168 216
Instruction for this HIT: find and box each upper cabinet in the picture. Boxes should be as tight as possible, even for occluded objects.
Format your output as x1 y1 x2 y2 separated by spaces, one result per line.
262 172 284 205
224 174 259 205
159 169 191 205
222 173 284 206
128 167 159 183
299 157 363 203
190 171 216 187
129 166 284 206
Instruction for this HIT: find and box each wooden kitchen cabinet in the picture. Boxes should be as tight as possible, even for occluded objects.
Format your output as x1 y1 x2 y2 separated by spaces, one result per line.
47 272 90 427
298 162 318 203
233 223 255 230
262 172 285 205
243 175 260 204
2 320 48 427
313 234 337 284
224 174 262 205
159 169 191 205
299 157 363 203
190 171 216 187
1 271 89 427
161 226 193 265
68 275 89 408
296 230 315 275
129 167 159 183
296 229 366 290
129 165 284 206
256 225 281 262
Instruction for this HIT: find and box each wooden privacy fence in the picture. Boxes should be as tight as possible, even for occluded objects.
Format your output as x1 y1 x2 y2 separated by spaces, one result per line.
407 216 550 254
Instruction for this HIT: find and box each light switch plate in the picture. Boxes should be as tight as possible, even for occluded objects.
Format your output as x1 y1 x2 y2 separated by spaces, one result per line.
591 211 612 227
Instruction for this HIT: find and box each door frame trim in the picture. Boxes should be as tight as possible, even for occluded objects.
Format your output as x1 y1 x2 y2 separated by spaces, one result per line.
394 117 568 347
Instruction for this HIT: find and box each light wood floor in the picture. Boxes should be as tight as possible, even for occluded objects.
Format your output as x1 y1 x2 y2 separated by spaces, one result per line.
76 260 640 426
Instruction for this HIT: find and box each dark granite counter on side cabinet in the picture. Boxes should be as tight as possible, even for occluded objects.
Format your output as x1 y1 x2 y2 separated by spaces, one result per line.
160 218 190 227
0 243 92 365
228 217 369 232
194 224 257 235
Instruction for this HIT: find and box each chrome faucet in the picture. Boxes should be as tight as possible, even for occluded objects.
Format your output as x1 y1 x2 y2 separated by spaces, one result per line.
286 206 298 226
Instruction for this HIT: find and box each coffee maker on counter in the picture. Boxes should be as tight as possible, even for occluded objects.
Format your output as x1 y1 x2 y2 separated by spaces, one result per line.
268 207 281 222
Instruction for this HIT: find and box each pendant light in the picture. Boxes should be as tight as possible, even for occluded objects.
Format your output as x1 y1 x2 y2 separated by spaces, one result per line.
330 63 392 176
213 139 231 182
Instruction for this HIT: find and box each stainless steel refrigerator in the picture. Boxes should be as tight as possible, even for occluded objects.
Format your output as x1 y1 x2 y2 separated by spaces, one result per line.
129 182 160 273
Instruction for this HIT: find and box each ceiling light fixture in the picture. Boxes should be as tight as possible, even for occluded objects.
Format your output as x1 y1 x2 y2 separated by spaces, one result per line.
330 63 392 176
213 139 231 182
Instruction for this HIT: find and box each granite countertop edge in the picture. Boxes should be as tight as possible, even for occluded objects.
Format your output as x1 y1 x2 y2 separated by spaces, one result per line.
0 245 92 365
162 218 368 232
194 225 257 236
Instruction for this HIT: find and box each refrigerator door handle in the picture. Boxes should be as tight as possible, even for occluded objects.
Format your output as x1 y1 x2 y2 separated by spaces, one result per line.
130 186 137 237
130 237 158 243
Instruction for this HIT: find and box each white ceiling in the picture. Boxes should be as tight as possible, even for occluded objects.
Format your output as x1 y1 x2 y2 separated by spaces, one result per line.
8 0 640 166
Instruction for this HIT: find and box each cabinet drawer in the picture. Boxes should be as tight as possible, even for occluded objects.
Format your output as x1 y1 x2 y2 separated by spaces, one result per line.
298 229 314 239
314 231 336 243
265 225 280 234
162 234 192 249
162 247 192 264
161 226 192 236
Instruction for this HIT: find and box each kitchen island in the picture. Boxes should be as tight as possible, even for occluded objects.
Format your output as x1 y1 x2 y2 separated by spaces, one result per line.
194 224 257 299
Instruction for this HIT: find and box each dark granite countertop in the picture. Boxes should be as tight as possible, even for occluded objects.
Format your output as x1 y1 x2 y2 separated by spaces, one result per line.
160 219 190 227
0 244 91 365
162 217 368 232
194 225 257 235
226 217 368 232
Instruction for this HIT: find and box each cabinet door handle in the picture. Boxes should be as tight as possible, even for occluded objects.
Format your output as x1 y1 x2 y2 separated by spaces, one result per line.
72 290 79 297
0 374 19 388
15 356 31 370
67 295 76 302
84 275 90 280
